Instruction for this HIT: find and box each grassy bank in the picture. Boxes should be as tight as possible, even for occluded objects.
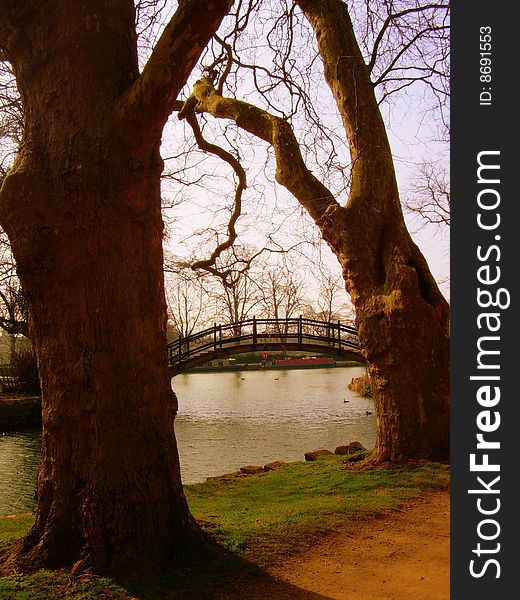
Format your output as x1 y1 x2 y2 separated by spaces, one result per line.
0 457 449 598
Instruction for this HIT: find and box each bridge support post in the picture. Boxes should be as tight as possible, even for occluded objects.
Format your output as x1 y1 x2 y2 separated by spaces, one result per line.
298 315 303 349
253 315 257 349
338 320 341 349
213 323 217 354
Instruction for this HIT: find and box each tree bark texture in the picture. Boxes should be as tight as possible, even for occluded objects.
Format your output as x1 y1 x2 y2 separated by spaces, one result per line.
0 0 232 577
189 0 449 461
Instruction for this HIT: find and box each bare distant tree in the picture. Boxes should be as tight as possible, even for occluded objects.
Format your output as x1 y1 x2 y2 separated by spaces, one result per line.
0 226 29 338
258 261 306 334
207 246 263 334
0 61 22 178
305 269 355 325
0 279 29 339
165 272 209 339
404 158 450 230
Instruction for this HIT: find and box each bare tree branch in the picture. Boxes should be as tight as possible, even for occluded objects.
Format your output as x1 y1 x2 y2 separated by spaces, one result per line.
372 24 448 88
177 99 247 275
186 77 343 239
404 158 450 230
123 0 233 129
368 3 449 73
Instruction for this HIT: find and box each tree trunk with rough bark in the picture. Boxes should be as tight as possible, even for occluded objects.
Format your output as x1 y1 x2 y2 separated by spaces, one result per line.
186 0 449 462
0 0 232 577
296 0 449 462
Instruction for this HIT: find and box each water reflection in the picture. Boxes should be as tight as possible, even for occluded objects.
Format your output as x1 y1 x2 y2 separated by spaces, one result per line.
0 366 375 515
0 430 41 515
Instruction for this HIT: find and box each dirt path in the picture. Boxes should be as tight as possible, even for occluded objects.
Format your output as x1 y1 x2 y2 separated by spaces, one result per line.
272 489 450 600
219 488 449 600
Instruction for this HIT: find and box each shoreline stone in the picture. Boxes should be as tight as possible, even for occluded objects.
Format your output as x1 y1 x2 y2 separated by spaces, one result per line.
304 449 334 462
240 465 265 475
206 471 243 482
205 443 365 484
335 441 367 455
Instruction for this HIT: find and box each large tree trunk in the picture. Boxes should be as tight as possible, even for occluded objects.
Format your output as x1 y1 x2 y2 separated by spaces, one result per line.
332 211 450 461
1 157 210 576
0 0 231 577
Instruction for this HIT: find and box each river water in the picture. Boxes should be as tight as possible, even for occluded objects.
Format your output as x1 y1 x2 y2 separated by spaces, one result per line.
0 366 375 515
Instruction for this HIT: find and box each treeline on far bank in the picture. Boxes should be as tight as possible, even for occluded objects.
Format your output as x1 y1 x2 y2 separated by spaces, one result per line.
0 333 40 397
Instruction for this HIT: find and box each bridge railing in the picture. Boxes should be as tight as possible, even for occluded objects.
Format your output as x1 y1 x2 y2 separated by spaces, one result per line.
167 316 360 367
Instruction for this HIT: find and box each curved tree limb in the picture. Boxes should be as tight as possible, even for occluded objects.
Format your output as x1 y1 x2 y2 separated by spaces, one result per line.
178 97 246 278
186 77 343 242
123 0 233 129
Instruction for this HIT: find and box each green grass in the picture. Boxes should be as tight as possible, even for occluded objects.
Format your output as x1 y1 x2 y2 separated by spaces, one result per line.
0 570 134 599
0 457 449 598
185 457 449 565
0 515 34 552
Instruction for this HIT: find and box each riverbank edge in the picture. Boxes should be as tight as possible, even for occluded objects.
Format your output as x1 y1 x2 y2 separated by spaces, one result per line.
0 394 41 431
183 360 364 374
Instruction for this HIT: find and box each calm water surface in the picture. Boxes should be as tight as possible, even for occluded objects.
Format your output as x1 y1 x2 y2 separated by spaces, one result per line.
0 366 375 515
0 431 41 515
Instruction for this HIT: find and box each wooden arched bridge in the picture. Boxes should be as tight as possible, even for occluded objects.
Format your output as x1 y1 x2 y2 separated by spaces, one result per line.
167 316 364 375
